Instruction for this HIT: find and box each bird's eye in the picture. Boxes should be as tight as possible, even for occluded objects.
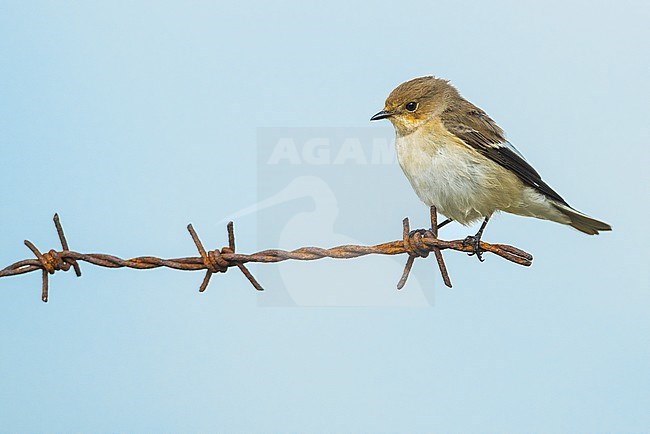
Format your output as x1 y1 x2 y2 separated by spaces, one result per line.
405 101 418 112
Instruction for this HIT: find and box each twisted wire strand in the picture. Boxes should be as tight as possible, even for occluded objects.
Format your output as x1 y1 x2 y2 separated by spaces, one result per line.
0 211 533 302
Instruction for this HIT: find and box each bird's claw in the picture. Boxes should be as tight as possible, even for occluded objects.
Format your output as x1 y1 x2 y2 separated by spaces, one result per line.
462 235 485 262
408 228 429 238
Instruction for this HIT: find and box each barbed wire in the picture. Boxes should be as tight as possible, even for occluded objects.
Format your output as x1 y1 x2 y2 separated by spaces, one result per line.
0 208 533 302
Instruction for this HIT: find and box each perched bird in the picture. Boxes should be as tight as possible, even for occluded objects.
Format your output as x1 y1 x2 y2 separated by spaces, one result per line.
371 76 611 259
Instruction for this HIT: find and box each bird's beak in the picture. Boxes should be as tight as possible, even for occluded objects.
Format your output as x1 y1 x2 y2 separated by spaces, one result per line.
370 110 393 121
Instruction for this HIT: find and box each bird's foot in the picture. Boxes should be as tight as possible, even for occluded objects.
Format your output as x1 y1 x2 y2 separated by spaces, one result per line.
462 235 485 262
408 228 429 238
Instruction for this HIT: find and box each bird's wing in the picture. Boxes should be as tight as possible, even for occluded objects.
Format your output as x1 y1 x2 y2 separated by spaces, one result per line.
440 103 568 205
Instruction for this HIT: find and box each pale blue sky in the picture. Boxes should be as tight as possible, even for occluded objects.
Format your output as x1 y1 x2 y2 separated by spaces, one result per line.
1 1 649 432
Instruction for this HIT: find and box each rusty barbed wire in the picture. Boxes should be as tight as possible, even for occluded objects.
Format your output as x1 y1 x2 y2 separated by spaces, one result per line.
0 208 533 302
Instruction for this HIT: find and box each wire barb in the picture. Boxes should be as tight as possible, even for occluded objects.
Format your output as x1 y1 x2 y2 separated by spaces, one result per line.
1 213 533 302
21 215 83 302
187 222 263 293
430 206 452 288
54 214 82 277
396 206 452 290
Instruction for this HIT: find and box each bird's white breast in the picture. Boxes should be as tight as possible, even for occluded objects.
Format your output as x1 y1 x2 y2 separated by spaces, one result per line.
394 126 522 225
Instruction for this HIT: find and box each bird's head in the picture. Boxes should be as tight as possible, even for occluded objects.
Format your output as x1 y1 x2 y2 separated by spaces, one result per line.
370 76 458 136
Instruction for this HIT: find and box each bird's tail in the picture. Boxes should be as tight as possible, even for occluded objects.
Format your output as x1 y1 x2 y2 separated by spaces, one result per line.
552 203 612 235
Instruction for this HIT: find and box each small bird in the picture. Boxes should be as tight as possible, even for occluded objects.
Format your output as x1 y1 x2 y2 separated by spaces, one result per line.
371 76 611 259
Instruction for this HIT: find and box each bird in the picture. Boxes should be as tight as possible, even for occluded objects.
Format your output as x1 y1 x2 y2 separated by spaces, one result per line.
370 76 611 260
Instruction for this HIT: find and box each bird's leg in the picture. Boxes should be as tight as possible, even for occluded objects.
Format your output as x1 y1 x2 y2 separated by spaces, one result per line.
462 217 490 262
408 207 453 239
412 219 452 237
408 207 452 238
437 218 453 230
